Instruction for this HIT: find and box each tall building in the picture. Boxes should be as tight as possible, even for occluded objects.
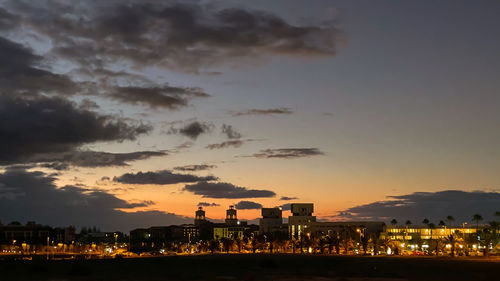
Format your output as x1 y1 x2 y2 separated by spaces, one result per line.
225 205 238 226
259 207 286 235
288 203 316 238
194 207 206 226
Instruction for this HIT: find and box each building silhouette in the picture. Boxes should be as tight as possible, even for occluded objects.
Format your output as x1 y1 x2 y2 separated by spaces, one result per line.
259 207 287 235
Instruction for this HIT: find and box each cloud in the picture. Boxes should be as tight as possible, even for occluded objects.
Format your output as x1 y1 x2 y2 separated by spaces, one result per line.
235 200 263 210
168 121 214 140
173 164 217 172
206 140 244 150
206 138 261 150
30 150 167 169
113 170 218 185
0 33 211 110
280 203 292 211
197 202 220 207
222 124 241 139
109 85 210 109
171 141 194 153
0 7 19 30
0 168 190 231
335 190 500 224
0 93 151 165
184 181 276 199
280 196 298 201
231 107 294 116
247 148 325 159
6 1 342 73
0 36 77 95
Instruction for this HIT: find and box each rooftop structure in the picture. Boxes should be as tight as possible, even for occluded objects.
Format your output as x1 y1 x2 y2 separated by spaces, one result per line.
259 207 286 235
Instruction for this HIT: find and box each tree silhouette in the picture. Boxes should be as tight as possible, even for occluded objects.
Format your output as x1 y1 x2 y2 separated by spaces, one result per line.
422 218 430 226
444 234 458 257
427 223 437 255
446 216 455 227
472 214 483 230
405 220 412 226
390 219 398 226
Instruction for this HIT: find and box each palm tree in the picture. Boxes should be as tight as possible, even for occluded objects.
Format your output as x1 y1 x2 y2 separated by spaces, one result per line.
390 219 398 226
422 218 430 226
444 234 458 257
405 220 412 226
472 214 483 230
438 220 446 227
488 221 499 248
446 216 455 227
428 223 437 254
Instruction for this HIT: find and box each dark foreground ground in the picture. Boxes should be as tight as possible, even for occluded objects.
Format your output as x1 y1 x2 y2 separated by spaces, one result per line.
1 254 499 281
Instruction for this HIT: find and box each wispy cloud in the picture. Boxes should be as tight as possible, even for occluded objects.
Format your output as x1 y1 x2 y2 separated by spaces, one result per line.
221 124 242 139
206 140 245 150
174 164 217 172
231 107 294 116
197 202 220 207
280 196 298 201
168 121 214 140
244 148 325 159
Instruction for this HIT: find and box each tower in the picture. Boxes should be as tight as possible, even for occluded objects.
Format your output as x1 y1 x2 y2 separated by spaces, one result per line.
194 207 206 226
225 205 238 226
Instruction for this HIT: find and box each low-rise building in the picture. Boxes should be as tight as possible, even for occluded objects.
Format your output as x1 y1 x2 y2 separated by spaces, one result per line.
0 221 75 245
381 225 478 241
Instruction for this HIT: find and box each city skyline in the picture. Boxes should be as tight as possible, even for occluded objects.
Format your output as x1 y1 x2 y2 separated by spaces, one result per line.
1 0 500 232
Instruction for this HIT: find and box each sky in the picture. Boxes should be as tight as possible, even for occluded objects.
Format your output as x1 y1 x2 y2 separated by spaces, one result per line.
0 0 499 231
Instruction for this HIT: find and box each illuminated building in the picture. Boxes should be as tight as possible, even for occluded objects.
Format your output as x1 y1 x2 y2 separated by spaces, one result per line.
213 206 253 239
381 225 477 241
287 203 384 239
288 203 316 238
213 222 248 240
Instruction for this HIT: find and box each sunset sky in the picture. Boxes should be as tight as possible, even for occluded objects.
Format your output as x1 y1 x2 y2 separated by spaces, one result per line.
0 0 499 231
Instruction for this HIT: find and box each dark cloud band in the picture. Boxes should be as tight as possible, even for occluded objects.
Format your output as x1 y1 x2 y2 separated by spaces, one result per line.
336 190 500 224
247 148 325 159
184 181 276 199
114 170 218 185
0 168 189 231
